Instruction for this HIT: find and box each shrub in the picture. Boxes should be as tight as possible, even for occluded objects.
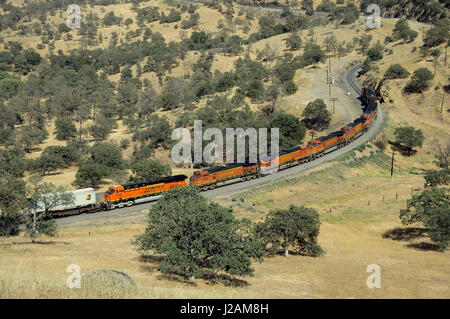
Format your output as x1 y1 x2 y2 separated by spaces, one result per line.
405 67 434 93
55 118 76 141
384 64 410 79
302 98 331 131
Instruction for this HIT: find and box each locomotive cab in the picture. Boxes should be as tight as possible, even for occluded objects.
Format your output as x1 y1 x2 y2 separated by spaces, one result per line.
190 170 208 181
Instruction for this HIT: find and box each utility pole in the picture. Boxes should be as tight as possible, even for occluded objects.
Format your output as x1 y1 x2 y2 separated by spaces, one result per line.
441 91 446 114
445 44 448 67
390 150 395 177
328 55 332 96
329 98 338 114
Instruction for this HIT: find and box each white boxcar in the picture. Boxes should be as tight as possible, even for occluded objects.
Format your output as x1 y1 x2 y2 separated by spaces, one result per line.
34 188 97 214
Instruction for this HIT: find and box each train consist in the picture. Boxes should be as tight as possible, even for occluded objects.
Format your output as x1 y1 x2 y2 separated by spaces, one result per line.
37 87 379 217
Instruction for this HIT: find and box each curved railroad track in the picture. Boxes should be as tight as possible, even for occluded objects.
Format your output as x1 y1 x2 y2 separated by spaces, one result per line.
57 64 385 227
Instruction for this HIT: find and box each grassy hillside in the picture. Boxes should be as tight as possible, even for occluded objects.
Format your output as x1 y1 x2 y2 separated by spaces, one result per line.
0 0 448 299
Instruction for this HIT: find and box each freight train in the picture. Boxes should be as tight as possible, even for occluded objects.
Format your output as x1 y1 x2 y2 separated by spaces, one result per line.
35 87 379 216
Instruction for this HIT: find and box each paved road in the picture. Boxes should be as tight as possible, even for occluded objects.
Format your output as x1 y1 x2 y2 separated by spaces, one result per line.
57 65 385 227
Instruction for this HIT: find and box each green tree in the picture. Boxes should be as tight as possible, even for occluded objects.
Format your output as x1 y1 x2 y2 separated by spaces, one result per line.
0 175 26 238
301 0 314 15
116 81 139 118
366 42 384 62
32 152 66 176
16 125 48 153
0 147 26 178
25 176 74 243
424 20 449 48
424 205 450 252
244 78 265 101
146 115 173 149
256 205 324 257
88 117 114 141
301 42 325 67
137 84 158 120
405 67 434 93
73 163 105 188
0 76 23 100
323 34 337 54
302 99 331 131
55 117 76 141
124 18 133 28
384 64 410 79
285 32 302 51
400 187 449 251
425 169 449 187
89 142 125 171
270 113 306 149
358 34 373 57
133 187 265 280
223 35 243 56
273 60 296 83
392 19 418 43
130 159 172 182
394 126 425 155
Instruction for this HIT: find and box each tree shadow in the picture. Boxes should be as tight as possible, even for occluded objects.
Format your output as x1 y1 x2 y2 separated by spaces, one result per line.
388 141 417 156
2 240 71 245
287 250 319 257
266 248 320 258
383 227 444 252
138 255 165 263
382 227 428 241
44 171 63 176
406 242 442 252
156 272 198 286
137 255 164 273
201 272 249 287
137 254 249 287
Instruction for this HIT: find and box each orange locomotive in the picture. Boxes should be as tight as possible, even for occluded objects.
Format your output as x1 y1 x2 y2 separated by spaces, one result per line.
341 117 367 142
101 175 187 210
259 145 311 174
308 130 347 157
190 163 258 191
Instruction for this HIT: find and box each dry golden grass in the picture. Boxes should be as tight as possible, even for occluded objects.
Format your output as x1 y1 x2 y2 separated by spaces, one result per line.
2 152 449 298
1 3 448 298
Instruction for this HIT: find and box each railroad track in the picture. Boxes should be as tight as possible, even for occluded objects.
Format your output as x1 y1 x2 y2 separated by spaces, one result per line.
57 64 384 227
344 64 363 96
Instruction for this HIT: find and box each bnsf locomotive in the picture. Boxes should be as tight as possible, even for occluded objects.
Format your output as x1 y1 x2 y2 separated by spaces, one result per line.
37 88 379 216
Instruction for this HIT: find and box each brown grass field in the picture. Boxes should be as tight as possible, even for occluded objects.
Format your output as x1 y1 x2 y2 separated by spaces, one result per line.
1 148 449 298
